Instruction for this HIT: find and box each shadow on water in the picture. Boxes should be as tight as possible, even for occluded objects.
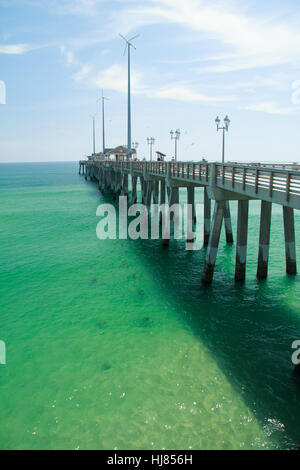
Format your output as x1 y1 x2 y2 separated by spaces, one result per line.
89 180 300 449
133 238 300 449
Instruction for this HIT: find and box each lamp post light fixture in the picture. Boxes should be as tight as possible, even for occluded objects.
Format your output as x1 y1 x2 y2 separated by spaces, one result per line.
147 137 155 161
170 129 181 162
215 115 230 163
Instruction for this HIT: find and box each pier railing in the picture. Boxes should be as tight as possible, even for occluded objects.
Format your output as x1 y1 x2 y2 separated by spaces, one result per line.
81 160 300 210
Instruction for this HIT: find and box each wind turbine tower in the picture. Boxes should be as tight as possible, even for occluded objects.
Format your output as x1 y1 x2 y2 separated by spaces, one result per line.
119 33 139 160
97 91 109 158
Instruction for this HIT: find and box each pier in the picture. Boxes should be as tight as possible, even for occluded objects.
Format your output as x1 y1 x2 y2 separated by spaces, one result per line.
79 159 300 283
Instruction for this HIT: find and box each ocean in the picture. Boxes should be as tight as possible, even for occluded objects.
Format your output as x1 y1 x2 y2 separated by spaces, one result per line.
0 161 299 450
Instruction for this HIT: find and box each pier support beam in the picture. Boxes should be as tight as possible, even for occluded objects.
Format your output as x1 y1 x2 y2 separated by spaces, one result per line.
257 201 272 280
224 201 234 244
121 174 129 197
162 186 179 246
160 180 166 226
202 201 225 284
283 206 297 275
235 200 249 282
130 176 138 204
140 177 146 205
187 186 196 224
160 180 166 206
145 181 153 210
204 188 211 246
153 181 159 205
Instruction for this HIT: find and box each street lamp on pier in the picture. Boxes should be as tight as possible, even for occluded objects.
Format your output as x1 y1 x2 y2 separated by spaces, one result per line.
147 137 155 161
215 115 230 163
170 129 180 162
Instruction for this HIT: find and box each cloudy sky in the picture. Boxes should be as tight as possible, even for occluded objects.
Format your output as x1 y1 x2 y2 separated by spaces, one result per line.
1 0 300 162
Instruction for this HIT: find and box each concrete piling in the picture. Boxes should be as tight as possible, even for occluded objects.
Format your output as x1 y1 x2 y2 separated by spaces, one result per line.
257 201 272 280
130 176 138 205
283 206 297 275
224 201 234 244
204 188 211 246
202 201 225 284
235 200 249 281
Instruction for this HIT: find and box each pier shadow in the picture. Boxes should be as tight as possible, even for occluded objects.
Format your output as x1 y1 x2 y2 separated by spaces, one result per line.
132 237 300 449
87 178 300 449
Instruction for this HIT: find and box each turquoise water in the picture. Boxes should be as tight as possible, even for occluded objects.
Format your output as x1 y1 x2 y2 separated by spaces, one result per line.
0 162 299 450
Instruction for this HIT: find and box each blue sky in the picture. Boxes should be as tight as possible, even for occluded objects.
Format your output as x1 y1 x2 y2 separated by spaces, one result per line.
1 0 300 162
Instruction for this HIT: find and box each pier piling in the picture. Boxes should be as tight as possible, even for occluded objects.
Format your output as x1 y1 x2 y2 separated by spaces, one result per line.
224 201 234 244
235 200 249 282
204 188 211 245
257 201 272 280
202 201 225 284
283 206 297 275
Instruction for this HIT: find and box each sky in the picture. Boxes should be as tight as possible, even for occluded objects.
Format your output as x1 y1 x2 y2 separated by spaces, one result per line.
1 0 300 163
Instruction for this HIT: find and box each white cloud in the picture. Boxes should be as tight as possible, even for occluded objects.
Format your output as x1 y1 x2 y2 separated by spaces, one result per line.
245 102 297 116
0 44 31 54
20 0 101 16
73 65 92 81
60 45 78 65
124 0 300 72
150 84 232 103
92 64 144 93
73 58 231 104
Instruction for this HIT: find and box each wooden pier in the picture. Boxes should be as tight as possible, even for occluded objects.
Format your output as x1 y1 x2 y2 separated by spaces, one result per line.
79 159 300 283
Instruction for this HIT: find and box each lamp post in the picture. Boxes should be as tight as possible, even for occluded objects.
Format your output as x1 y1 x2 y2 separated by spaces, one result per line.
215 115 230 163
132 141 139 160
147 137 155 161
170 129 180 162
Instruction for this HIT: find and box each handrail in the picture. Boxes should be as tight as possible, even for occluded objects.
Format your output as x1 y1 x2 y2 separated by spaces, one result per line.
81 160 300 207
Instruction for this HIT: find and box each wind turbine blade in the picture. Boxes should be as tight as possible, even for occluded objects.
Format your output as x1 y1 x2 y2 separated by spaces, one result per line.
129 34 140 42
119 33 128 43
123 44 127 56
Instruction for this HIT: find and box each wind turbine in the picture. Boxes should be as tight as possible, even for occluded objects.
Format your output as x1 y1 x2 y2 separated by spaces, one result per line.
90 114 97 155
97 90 109 159
119 33 139 160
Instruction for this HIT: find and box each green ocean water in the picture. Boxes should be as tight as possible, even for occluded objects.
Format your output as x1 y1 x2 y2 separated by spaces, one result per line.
0 161 299 450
